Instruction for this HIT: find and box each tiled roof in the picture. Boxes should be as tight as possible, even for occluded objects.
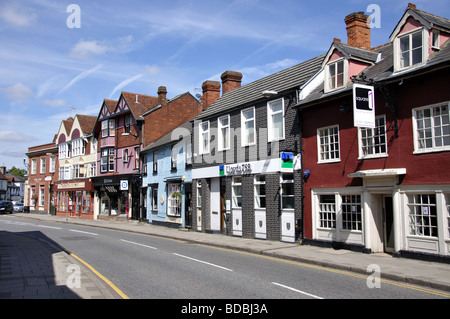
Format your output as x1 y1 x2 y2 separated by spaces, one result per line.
195 54 326 120
120 91 160 118
76 114 97 135
141 120 192 153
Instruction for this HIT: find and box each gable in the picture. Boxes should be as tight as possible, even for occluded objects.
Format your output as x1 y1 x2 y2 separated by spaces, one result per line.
98 101 112 121
115 95 131 116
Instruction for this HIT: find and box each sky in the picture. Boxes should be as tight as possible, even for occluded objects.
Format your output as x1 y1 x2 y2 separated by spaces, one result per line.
1 0 449 171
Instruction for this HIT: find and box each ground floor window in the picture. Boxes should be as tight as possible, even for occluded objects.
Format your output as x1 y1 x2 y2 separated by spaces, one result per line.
56 191 94 215
341 195 362 231
152 188 158 211
281 173 294 209
319 195 336 229
99 189 128 216
167 183 181 217
446 194 450 238
407 194 438 237
232 176 242 208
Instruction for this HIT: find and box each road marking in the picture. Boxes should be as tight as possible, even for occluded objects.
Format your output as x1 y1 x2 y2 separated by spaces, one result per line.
69 252 129 299
173 253 233 272
120 239 157 250
69 229 98 236
37 224 62 230
272 282 324 299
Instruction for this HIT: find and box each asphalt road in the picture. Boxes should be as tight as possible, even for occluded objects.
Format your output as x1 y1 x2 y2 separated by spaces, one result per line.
0 214 447 300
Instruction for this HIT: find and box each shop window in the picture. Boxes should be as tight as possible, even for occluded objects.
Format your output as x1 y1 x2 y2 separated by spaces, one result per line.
39 186 45 207
281 173 294 209
232 176 242 208
408 194 438 237
319 195 336 229
341 195 362 231
254 175 266 209
152 188 158 211
167 183 181 217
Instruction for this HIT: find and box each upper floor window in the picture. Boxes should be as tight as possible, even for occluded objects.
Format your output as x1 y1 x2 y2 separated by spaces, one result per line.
40 157 46 174
50 156 56 173
58 143 70 159
399 30 423 69
268 99 285 141
71 138 85 157
358 115 387 159
31 158 37 175
101 119 115 138
412 102 450 153
199 121 210 154
326 59 346 92
241 107 256 146
218 115 230 151
124 115 132 134
317 125 340 163
101 148 115 172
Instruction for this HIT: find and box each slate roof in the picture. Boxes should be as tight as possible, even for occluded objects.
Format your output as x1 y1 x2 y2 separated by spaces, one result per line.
141 120 192 153
195 54 326 120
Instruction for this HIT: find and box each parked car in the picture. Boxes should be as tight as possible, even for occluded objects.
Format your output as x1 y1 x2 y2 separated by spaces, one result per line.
13 202 24 212
0 201 13 214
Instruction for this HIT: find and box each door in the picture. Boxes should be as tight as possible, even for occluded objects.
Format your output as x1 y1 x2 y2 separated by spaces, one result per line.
210 178 221 231
220 178 227 233
383 196 394 253
184 183 192 228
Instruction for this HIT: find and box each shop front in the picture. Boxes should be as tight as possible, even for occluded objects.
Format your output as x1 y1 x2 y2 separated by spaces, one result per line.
92 174 141 220
54 179 95 219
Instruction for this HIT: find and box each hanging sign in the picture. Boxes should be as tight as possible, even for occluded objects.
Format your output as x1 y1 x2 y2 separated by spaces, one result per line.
353 84 375 128
120 180 129 191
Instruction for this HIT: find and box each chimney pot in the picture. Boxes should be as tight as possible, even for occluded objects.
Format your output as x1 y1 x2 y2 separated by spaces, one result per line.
408 3 416 9
344 12 371 49
221 70 243 95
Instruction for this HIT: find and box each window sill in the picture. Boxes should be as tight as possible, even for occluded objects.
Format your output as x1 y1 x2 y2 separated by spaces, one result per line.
317 159 341 164
358 154 388 160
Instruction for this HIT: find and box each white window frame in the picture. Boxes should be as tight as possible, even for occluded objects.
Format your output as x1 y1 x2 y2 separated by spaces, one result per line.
317 125 340 163
394 28 428 72
39 186 45 207
58 143 69 159
152 188 158 211
241 107 256 146
412 102 450 154
123 149 129 163
31 159 37 175
196 183 202 208
254 175 266 209
101 119 115 138
432 29 440 50
40 157 46 174
232 176 242 208
358 115 388 159
199 121 210 154
407 193 438 238
71 138 85 157
267 98 285 142
325 58 347 93
50 156 56 173
167 183 181 217
218 115 230 151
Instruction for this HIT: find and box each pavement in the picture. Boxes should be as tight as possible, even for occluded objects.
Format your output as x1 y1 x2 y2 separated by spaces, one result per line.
1 212 450 299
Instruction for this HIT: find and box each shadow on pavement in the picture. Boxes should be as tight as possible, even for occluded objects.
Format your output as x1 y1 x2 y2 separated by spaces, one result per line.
0 230 81 299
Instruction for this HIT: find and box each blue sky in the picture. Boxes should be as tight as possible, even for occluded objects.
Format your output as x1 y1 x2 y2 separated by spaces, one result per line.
1 0 449 171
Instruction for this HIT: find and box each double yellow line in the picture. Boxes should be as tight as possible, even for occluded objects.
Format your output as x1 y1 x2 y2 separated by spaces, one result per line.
70 253 129 299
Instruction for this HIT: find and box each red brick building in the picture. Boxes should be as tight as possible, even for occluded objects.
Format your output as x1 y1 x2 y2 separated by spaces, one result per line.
25 139 58 214
297 5 450 259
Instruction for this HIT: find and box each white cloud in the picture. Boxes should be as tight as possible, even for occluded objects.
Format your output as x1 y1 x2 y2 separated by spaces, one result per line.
0 83 33 101
109 64 161 98
0 130 35 143
0 2 37 27
42 99 66 107
58 64 103 94
69 40 111 59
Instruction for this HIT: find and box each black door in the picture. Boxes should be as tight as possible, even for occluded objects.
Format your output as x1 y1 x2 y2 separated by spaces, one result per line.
184 183 192 228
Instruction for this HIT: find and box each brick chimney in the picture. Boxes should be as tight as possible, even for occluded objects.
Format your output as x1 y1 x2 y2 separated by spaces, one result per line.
157 86 167 105
221 71 243 95
408 3 416 9
345 12 371 49
201 80 221 110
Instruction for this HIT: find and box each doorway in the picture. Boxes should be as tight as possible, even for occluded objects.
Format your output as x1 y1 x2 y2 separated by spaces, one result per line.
383 196 394 253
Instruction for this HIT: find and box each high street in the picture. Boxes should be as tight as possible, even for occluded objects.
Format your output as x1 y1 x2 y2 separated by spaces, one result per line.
1 213 449 300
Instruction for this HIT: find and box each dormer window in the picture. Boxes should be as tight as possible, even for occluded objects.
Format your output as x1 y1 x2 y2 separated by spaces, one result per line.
399 29 423 69
325 59 347 93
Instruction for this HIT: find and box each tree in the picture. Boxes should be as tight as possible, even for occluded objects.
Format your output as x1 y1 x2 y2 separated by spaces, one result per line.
8 166 27 177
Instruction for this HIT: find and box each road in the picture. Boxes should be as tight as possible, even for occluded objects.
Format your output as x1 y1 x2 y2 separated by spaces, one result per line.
0 214 448 300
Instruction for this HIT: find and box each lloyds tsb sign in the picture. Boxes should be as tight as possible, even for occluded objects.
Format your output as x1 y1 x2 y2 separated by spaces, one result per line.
220 163 253 176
